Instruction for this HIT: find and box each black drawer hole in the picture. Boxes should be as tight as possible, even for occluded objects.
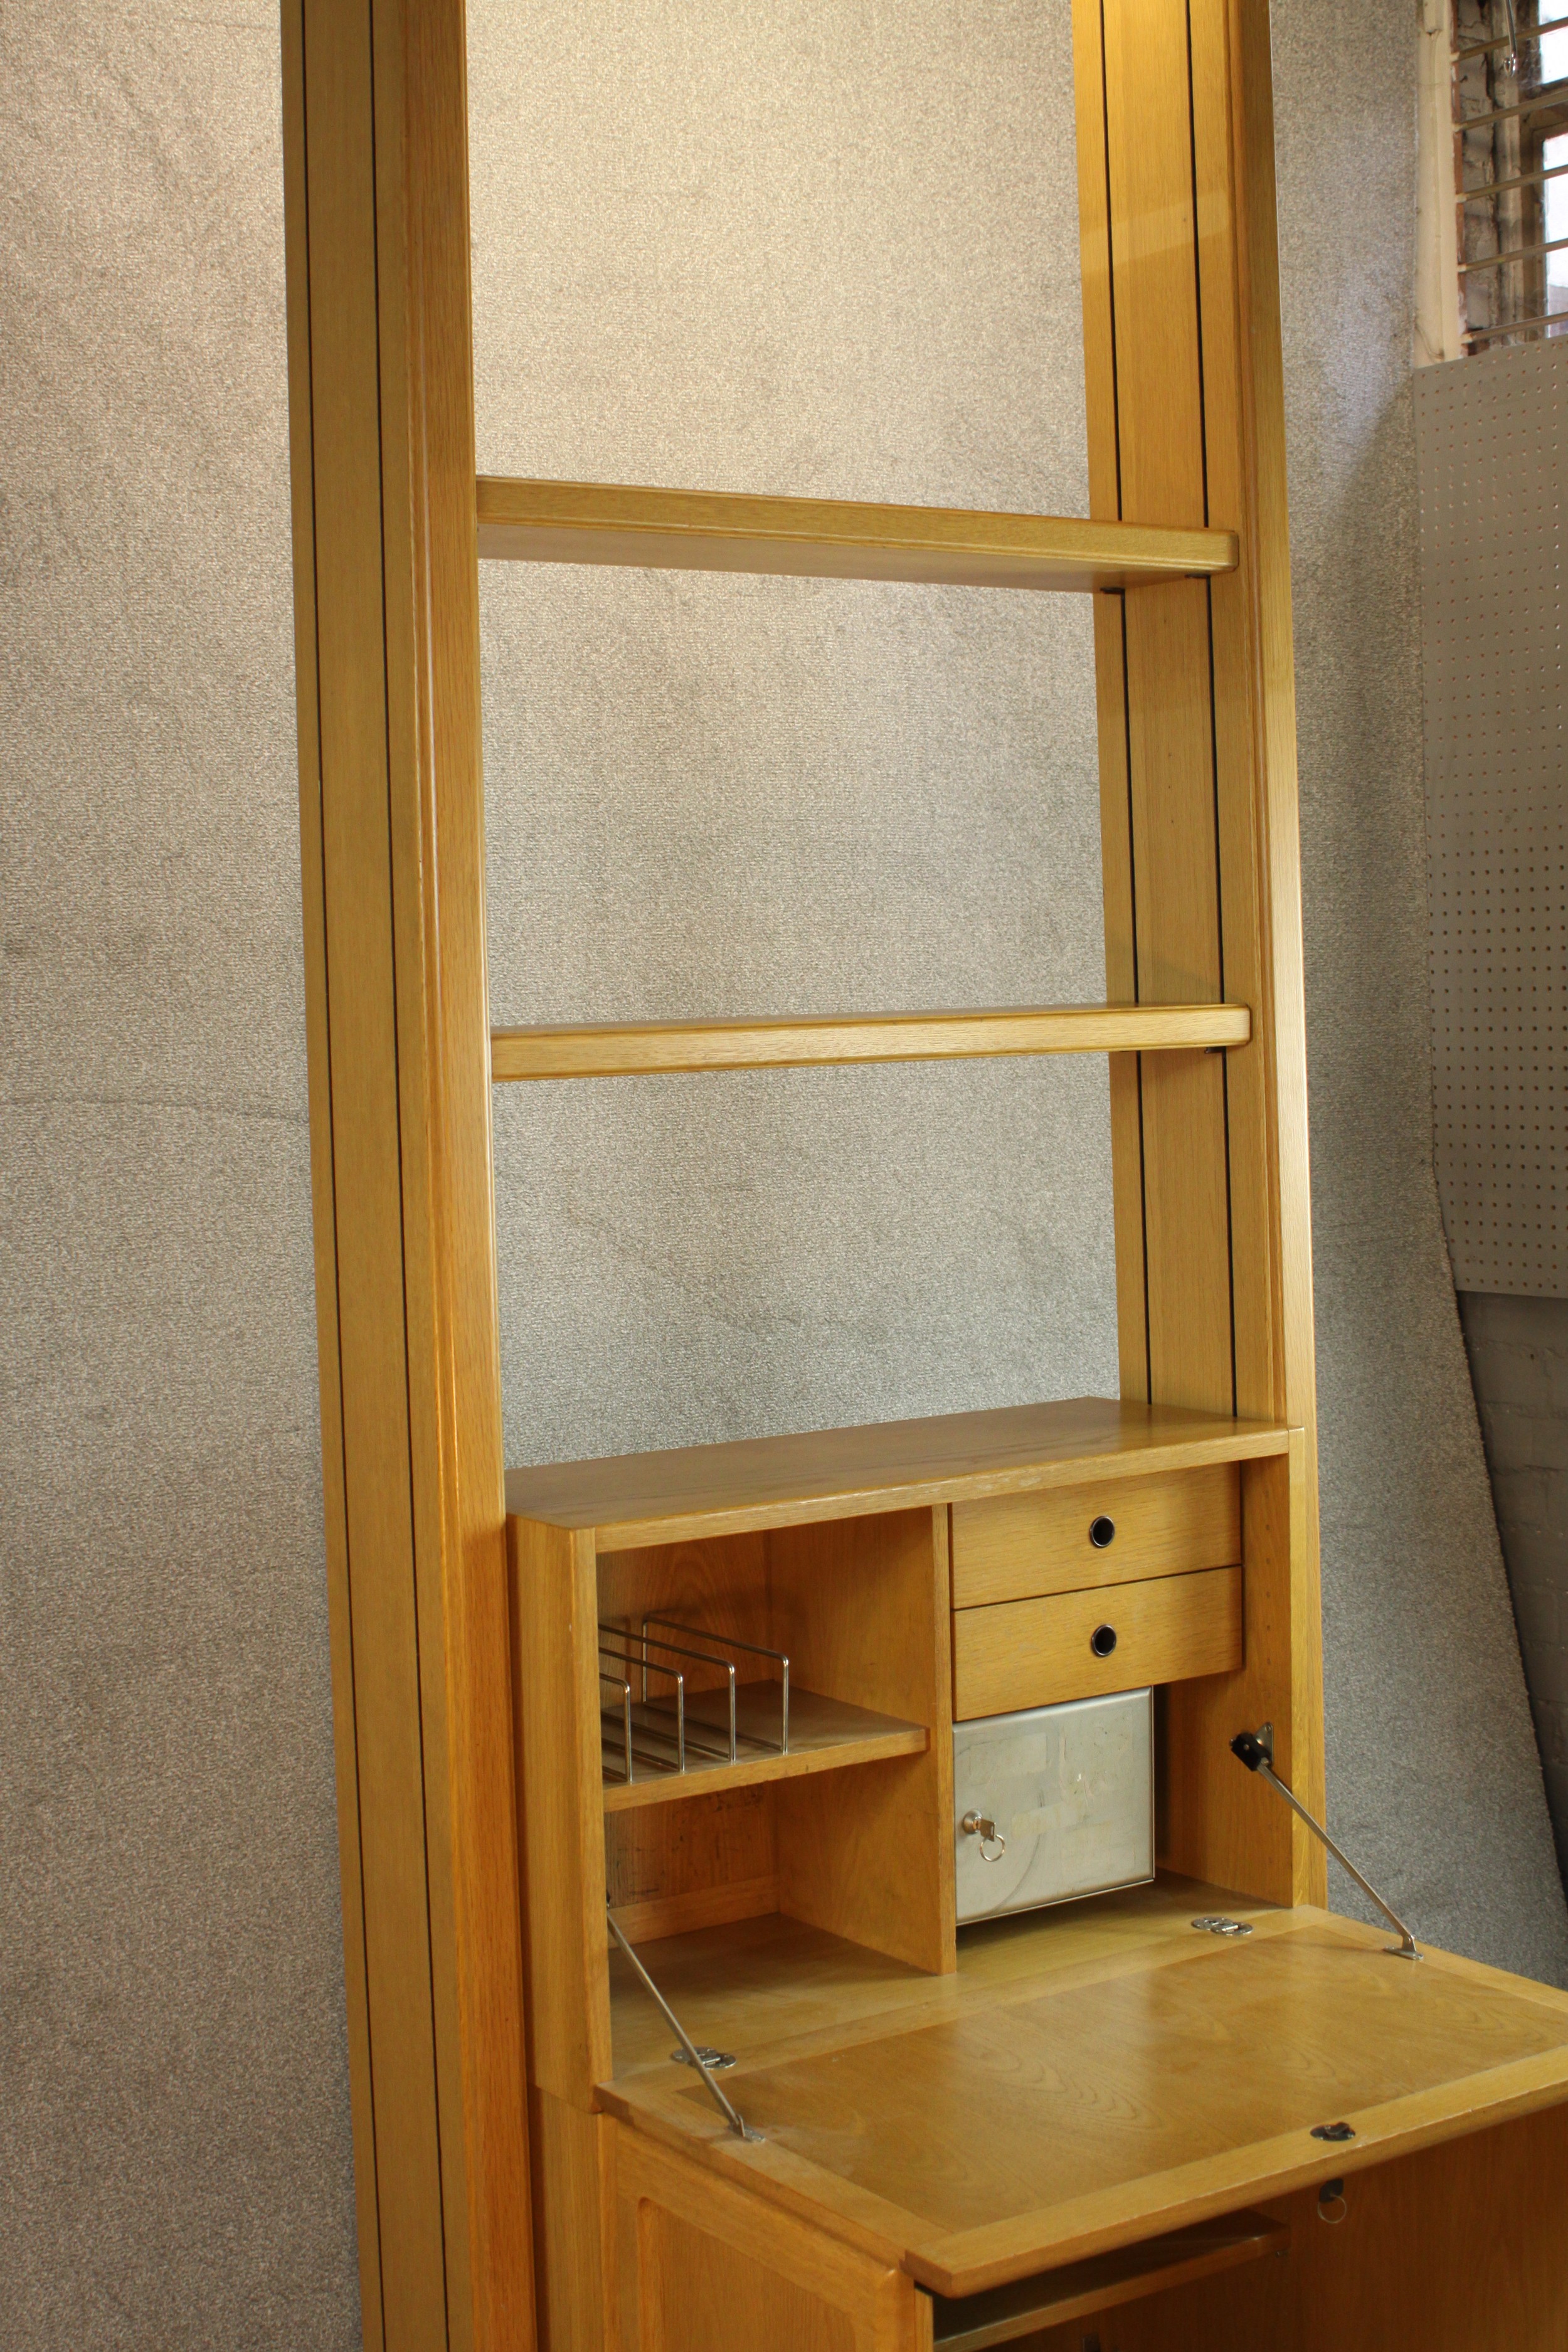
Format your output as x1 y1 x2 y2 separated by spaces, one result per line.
1089 1515 1116 1549
1090 1623 1118 1658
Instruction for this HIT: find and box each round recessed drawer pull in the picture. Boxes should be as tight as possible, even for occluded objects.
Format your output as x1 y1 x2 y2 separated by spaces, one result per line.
1089 1515 1116 1549
1090 1623 1118 1658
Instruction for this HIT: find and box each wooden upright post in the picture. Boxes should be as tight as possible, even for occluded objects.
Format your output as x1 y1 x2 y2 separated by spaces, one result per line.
1075 0 1326 1900
279 1 534 2345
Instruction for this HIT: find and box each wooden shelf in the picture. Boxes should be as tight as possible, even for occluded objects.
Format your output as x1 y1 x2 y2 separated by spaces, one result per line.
475 477 1237 591
930 2210 1289 2348
606 1875 1273 2077
490 1002 1250 1082
602 1682 927 1814
507 1396 1290 1551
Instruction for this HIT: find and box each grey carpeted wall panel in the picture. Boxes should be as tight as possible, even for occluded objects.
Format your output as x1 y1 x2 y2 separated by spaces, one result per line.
469 0 1119 1466
5 7 1568 2352
0 5 359 2349
1270 2 1568 1976
1461 1292 1568 1885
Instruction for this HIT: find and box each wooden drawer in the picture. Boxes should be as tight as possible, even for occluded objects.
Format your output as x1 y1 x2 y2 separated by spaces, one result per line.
950 1464 1240 1609
951 1564 1242 1719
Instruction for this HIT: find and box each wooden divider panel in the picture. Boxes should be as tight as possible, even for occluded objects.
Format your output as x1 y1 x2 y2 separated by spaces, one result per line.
772 1511 956 1976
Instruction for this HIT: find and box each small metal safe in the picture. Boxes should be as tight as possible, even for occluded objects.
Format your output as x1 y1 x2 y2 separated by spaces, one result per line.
952 1688 1155 1925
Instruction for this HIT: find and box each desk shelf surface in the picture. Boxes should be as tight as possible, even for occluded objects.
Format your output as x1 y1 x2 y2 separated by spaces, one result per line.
506 1396 1290 1551
601 1880 1568 2299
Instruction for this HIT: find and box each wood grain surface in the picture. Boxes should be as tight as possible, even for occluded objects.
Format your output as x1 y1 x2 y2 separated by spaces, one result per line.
773 1510 957 1976
951 1565 1243 1718
282 0 532 2342
529 2091 615 2352
476 475 1237 591
509 1517 612 2104
615 2128 926 2352
605 1783 778 1944
489 1002 1250 1081
1025 2105 1568 2352
1163 1434 1325 1907
506 1397 1288 1550
606 1873 1275 2080
928 2208 1288 2348
600 1907 1568 2299
600 1687 928 1815
950 1464 1241 1608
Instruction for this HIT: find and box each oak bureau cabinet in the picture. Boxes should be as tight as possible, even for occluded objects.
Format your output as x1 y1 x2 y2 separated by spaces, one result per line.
279 2 1568 2348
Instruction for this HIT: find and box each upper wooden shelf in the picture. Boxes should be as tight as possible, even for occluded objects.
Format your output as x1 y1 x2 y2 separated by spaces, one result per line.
475 477 1238 592
506 1396 1290 1551
490 1002 1250 1082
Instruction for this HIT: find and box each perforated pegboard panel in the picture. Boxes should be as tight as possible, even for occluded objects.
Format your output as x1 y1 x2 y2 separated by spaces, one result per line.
1414 341 1567 1296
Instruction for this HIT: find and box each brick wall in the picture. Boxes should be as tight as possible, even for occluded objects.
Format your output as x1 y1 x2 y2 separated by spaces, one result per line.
1461 1293 1568 1887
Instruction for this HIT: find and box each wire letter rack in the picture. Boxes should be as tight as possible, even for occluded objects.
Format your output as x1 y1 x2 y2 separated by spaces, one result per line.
598 1614 791 1787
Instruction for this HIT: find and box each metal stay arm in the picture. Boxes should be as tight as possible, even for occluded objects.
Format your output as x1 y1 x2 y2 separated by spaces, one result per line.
605 1907 762 2142
1232 1727 1421 1959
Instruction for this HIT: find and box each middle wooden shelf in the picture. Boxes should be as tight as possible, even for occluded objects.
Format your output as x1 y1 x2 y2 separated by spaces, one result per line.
490 1001 1250 1081
600 1678 928 1814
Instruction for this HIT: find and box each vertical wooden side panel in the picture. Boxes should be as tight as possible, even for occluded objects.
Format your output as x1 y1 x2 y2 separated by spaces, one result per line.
280 0 533 2343
511 1517 613 2105
289 2 447 2339
1077 0 1322 1891
1097 0 1206 529
530 2092 618 2352
1187 0 1279 1433
1079 0 1181 1411
1124 580 1232 1414
1091 591 1151 1402
1093 0 1236 1420
388 2 532 2341
1201 0 1321 1458
1189 0 1323 1830
1163 1431 1323 1902
1077 0 1152 1404
1073 0 1120 527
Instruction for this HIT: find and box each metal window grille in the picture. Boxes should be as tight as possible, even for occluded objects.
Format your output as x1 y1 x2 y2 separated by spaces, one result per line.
1452 1 1568 347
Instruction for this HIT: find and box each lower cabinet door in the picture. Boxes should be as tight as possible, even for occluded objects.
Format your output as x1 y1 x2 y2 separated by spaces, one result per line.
613 2124 924 2352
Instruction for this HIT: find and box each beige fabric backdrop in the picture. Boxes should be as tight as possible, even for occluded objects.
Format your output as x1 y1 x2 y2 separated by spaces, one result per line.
2 4 1564 2348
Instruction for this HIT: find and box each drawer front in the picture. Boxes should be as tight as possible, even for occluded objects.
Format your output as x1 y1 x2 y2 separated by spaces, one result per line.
951 1564 1242 1720
950 1463 1240 1609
